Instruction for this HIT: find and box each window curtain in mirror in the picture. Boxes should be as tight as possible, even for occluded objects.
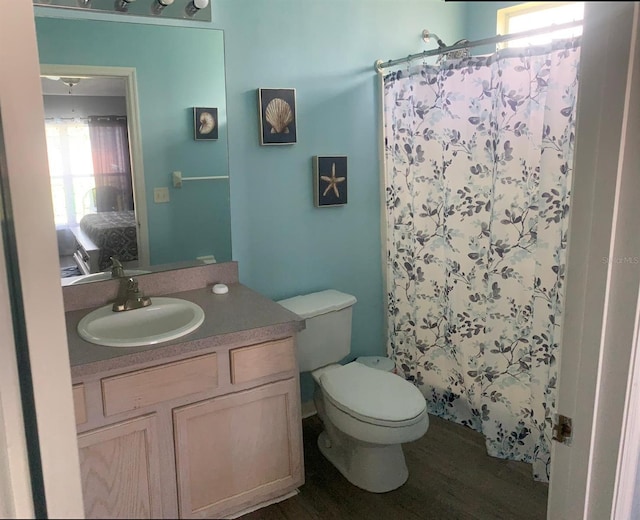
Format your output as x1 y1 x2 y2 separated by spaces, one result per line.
87 115 133 212
382 38 581 481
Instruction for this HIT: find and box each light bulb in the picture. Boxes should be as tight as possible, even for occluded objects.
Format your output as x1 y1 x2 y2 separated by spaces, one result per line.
185 0 209 16
151 0 174 15
116 0 136 12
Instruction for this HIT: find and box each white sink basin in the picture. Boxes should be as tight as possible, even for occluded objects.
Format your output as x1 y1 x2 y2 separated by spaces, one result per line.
70 269 151 285
77 297 205 347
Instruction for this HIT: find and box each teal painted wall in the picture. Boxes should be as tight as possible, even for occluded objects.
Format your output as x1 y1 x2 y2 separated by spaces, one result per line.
36 1 467 402
35 17 232 266
215 0 465 399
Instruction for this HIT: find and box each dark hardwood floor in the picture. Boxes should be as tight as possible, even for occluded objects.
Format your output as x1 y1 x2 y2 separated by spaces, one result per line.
240 414 548 520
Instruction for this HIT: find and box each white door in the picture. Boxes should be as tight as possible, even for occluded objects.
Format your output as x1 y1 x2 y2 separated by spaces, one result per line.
547 2 640 519
0 2 84 517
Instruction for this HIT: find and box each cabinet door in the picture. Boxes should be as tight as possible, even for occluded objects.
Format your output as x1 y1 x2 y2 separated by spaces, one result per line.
173 378 304 519
78 414 163 519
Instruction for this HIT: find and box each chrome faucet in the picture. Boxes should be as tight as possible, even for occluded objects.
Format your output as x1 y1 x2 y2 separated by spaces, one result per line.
110 257 125 278
112 277 152 312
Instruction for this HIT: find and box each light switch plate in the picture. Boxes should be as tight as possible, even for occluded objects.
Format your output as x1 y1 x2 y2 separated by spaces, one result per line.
154 187 170 203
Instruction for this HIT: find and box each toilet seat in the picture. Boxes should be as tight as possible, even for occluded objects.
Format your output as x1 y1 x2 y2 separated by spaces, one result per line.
319 362 426 428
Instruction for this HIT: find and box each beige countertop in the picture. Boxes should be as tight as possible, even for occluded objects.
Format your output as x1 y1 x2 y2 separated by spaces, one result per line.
65 283 305 378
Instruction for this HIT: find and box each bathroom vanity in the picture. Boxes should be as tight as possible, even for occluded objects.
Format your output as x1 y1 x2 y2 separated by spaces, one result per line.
63 262 305 519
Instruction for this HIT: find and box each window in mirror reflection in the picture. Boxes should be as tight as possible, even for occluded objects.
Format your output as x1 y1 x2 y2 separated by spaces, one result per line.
45 120 95 226
45 116 133 224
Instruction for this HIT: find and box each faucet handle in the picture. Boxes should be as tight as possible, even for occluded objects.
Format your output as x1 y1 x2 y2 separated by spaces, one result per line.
111 257 125 278
112 276 152 312
126 278 146 300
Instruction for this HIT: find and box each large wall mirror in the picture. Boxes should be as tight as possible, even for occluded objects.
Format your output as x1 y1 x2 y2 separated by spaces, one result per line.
34 15 231 285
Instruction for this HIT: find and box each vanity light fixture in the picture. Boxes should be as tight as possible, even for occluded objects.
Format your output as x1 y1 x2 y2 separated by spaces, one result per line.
185 0 209 17
151 0 174 15
36 0 211 21
116 0 136 12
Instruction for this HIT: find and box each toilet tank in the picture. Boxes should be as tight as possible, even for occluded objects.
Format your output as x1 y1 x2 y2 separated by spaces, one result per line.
278 290 357 373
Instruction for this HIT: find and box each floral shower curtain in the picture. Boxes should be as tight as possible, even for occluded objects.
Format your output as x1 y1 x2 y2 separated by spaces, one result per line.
382 38 581 481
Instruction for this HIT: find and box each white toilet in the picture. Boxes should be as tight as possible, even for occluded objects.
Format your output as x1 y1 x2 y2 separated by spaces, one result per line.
278 289 429 493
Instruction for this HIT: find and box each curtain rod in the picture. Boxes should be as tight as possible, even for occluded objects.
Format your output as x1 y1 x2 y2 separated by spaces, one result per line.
374 19 583 73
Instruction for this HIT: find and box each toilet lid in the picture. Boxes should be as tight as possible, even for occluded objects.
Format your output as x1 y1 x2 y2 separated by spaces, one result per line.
319 362 426 424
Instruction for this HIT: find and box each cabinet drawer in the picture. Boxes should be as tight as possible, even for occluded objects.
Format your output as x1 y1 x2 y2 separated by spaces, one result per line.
73 384 87 426
230 337 296 385
102 353 218 416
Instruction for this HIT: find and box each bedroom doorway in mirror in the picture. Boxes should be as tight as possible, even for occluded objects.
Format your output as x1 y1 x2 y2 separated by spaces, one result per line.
39 65 149 282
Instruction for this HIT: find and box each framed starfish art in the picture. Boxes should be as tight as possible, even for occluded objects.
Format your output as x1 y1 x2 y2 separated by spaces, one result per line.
313 156 347 207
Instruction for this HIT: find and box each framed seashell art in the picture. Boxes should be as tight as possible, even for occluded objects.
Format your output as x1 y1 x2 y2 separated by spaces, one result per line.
193 107 218 140
313 156 348 207
257 88 297 145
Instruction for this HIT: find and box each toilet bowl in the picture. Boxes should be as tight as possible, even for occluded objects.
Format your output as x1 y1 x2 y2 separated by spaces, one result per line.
277 289 429 493
312 362 428 493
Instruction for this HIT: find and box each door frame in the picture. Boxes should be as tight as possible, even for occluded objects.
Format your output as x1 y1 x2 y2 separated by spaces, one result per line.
602 3 640 517
0 111 35 520
40 63 150 268
0 2 84 516
547 2 640 519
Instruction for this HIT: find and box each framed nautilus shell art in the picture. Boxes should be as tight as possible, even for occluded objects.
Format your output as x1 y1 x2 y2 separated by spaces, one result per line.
193 107 218 140
257 88 297 145
313 156 348 207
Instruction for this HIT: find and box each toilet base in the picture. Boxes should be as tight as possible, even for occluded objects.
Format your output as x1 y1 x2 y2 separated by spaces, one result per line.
317 430 409 493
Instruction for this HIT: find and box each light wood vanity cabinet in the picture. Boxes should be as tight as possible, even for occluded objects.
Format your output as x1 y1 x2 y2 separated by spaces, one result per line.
73 336 304 519
174 377 302 518
101 353 219 417
78 414 163 519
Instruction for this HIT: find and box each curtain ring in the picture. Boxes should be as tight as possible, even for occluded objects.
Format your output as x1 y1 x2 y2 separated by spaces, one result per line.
406 56 413 76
